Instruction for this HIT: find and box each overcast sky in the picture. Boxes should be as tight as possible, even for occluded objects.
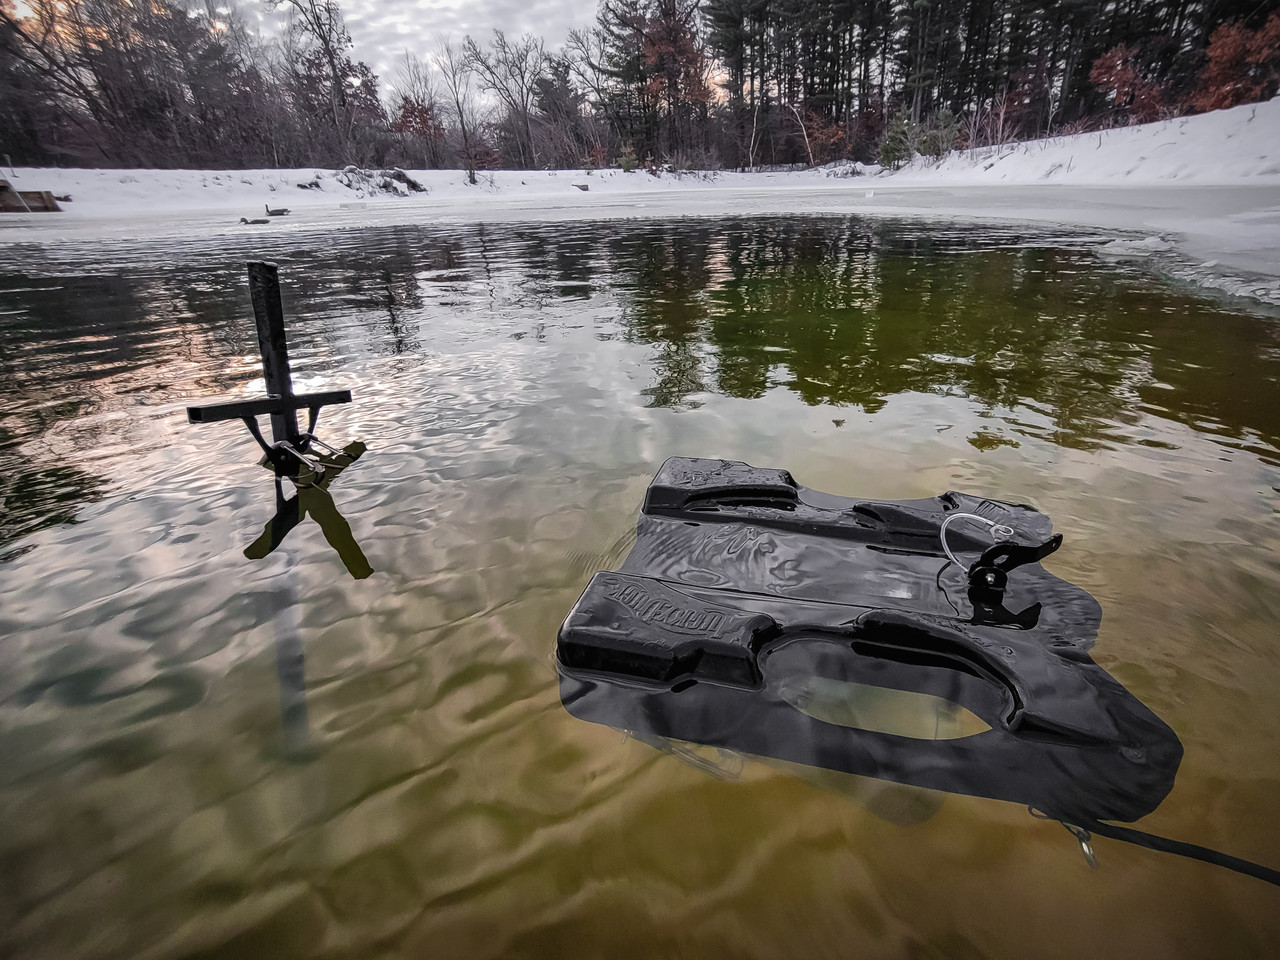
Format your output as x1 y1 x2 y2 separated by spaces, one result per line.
245 0 602 87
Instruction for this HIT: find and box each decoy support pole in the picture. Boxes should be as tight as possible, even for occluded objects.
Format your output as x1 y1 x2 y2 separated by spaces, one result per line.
248 261 299 446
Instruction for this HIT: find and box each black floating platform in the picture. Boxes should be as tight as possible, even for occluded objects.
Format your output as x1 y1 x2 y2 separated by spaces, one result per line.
557 457 1182 824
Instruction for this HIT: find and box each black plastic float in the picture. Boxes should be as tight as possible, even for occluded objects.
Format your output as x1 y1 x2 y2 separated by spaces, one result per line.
556 458 1280 885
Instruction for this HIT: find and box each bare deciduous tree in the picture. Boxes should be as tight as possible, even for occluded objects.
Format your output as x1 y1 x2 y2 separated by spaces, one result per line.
435 36 482 185
268 0 349 131
463 31 545 168
391 50 446 168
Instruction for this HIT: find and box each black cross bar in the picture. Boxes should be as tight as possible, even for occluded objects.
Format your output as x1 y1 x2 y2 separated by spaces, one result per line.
186 390 352 424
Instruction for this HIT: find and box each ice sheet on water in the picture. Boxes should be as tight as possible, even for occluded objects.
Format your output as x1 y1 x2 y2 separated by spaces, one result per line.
1095 236 1176 257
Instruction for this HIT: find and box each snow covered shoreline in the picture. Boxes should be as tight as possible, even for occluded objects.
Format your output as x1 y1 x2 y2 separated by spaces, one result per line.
3 99 1278 299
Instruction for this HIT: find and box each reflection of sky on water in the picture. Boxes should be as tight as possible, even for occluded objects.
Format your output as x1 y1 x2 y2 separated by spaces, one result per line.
2 218 1280 957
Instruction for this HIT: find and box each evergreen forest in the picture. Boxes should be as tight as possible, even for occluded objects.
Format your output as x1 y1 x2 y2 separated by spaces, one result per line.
2 0 1278 171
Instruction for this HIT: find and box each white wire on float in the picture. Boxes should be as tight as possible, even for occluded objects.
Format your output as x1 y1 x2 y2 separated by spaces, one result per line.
939 512 1015 568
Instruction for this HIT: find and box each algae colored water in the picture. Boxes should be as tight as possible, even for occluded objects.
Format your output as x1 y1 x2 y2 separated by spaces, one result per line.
2 217 1279 959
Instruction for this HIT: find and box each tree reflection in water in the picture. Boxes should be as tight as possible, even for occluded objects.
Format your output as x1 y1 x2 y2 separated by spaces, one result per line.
4 217 1279 555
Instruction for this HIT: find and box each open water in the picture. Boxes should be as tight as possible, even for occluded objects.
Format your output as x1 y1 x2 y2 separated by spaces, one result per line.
2 216 1279 958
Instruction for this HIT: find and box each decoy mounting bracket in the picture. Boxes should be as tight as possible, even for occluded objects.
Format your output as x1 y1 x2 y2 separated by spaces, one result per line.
185 261 353 481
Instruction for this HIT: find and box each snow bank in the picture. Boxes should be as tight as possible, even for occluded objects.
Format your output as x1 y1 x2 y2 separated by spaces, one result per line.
888 98 1280 186
4 99 1276 218
0 163 733 221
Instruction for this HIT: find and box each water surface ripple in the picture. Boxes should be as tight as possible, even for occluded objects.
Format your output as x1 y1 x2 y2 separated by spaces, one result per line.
1 217 1279 959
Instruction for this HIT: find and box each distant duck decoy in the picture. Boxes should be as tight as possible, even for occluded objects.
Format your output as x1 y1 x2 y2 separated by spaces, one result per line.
240 217 271 224
265 204 290 217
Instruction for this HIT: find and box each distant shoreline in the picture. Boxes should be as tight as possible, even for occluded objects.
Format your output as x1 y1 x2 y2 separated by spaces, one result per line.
4 101 1278 301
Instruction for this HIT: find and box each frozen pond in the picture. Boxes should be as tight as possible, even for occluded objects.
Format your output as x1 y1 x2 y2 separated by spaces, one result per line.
2 216 1279 958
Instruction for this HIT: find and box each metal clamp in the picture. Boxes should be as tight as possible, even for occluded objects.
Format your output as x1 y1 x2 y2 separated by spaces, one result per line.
1062 821 1100 869
1030 807 1100 869
271 440 325 485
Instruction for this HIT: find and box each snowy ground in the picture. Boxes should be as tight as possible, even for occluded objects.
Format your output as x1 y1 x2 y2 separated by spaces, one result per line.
3 98 1278 302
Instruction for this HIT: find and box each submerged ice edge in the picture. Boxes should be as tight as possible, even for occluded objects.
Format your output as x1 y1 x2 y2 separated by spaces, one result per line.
1157 259 1280 310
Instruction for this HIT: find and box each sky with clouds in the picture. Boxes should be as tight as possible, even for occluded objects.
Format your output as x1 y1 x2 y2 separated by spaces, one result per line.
244 0 603 86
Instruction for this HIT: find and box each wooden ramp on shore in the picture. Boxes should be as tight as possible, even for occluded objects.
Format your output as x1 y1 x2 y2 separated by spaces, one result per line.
0 179 62 212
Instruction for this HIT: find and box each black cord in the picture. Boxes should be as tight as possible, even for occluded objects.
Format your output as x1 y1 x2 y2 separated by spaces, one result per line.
1080 817 1280 888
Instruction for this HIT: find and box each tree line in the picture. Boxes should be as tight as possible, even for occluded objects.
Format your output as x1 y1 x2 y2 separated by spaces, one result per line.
2 0 1278 172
